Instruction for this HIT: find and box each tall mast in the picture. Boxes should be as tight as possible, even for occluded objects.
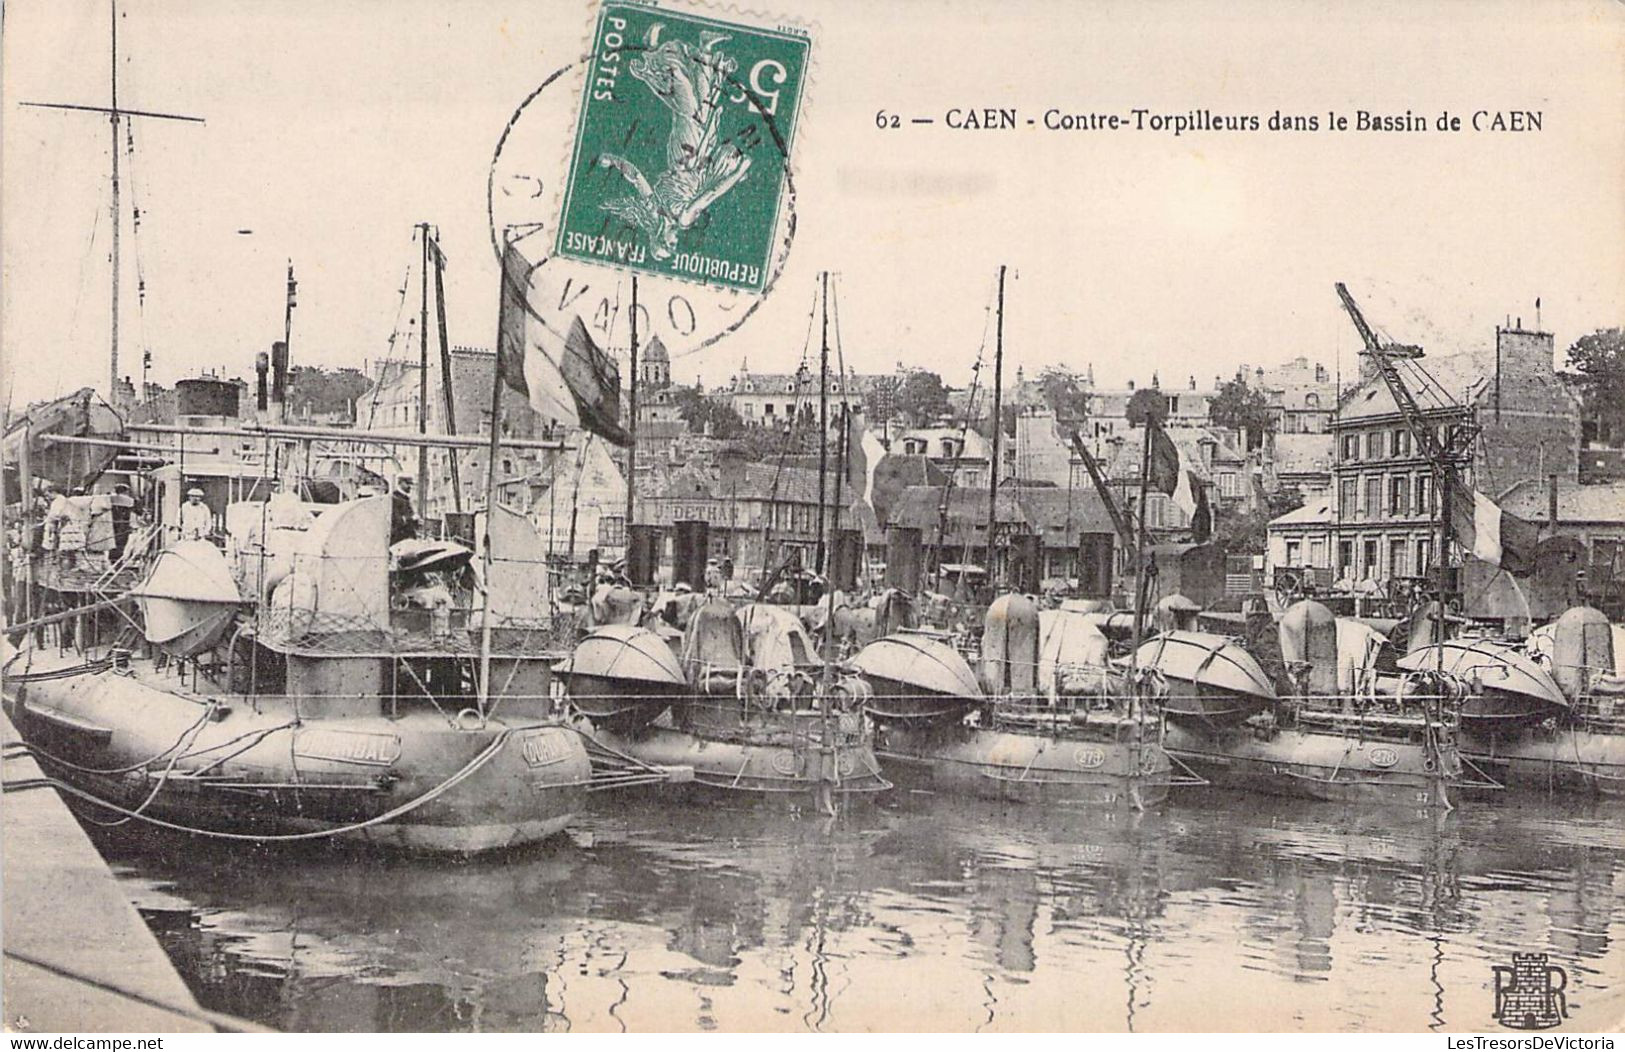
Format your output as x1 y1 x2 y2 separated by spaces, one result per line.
417 224 430 517
281 261 296 424
21 2 204 405
987 264 1006 593
816 271 829 575
429 227 462 512
816 271 838 817
1129 419 1155 660
109 0 120 402
624 277 639 549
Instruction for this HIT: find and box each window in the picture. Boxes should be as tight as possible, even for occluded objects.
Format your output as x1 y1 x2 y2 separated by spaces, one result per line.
1340 478 1359 520
1286 540 1302 566
1389 475 1409 516
1220 472 1242 498
1389 538 1408 578
1338 540 1355 574
1341 434 1360 462
1309 538 1327 568
1417 539 1432 574
764 403 774 416
1363 539 1379 579
1415 474 1431 516
1364 476 1382 520
1365 432 1382 458
1391 429 1410 457
785 403 795 417
598 515 626 546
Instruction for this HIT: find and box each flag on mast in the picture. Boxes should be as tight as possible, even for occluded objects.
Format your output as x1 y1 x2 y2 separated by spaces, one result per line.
845 409 887 510
1147 421 1180 497
1451 482 1538 576
496 244 630 447
1148 421 1210 539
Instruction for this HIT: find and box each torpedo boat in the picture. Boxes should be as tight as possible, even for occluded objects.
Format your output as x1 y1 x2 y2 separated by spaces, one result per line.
853 594 1180 808
1152 601 1465 808
566 599 888 806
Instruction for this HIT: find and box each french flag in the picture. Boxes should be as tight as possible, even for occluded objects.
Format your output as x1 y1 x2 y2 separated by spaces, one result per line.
496 244 631 447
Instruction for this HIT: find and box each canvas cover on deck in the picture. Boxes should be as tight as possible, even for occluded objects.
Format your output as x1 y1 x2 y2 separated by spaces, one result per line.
738 603 822 671
1036 608 1110 689
982 594 1040 694
682 599 749 672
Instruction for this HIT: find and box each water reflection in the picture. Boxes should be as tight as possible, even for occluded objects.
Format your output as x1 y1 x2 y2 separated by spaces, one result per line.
98 791 1625 1032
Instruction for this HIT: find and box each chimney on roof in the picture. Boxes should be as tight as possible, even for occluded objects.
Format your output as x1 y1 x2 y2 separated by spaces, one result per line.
255 352 269 412
1189 375 1196 390
1127 379 1135 391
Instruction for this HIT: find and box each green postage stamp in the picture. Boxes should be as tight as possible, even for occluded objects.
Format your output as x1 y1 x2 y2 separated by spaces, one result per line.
554 1 809 294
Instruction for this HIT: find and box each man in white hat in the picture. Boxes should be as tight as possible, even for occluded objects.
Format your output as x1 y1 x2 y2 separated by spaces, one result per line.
179 486 213 542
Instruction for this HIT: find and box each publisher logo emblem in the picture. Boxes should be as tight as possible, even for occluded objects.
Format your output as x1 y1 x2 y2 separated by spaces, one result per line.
1492 952 1568 1030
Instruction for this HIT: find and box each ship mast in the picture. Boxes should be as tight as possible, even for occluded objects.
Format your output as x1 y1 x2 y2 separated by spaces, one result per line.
817 271 830 575
19 0 203 407
624 277 639 555
987 265 1007 595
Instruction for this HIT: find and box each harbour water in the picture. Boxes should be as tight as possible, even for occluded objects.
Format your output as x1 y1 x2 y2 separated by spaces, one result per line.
99 791 1625 1032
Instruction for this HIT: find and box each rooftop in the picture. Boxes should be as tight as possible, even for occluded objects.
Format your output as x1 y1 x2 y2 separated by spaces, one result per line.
1268 493 1336 528
1497 479 1625 524
1335 349 1492 423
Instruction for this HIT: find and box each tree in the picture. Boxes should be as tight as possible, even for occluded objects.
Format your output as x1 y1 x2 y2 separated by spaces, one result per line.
1213 485 1305 557
1566 327 1625 445
286 365 371 420
1125 387 1168 428
1036 366 1089 422
670 384 744 438
1207 377 1275 451
731 420 814 461
896 369 951 426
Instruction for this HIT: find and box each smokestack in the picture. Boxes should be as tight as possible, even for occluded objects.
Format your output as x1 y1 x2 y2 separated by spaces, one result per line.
255 352 270 412
1549 473 1559 530
270 341 289 420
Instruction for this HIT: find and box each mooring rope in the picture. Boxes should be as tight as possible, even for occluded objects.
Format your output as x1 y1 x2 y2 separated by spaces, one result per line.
27 728 512 843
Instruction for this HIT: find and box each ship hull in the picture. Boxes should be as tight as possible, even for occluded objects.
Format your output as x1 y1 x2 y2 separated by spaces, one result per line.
587 722 889 803
1163 722 1455 809
1462 726 1625 796
3 650 589 854
874 721 1172 809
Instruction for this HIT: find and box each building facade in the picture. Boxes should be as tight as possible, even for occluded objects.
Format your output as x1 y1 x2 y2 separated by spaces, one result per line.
1268 325 1581 587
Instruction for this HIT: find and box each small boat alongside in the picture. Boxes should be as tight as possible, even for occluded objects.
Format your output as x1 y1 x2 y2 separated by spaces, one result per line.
1133 630 1275 729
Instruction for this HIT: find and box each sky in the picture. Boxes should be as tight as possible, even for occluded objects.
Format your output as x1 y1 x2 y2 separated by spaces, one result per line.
3 0 1623 409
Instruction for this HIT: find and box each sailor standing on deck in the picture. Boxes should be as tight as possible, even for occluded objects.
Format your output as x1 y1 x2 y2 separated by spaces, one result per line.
178 487 213 542
391 477 418 544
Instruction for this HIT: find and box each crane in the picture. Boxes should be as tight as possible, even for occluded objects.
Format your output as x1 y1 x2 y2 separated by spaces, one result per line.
1333 281 1473 629
1334 283 1479 466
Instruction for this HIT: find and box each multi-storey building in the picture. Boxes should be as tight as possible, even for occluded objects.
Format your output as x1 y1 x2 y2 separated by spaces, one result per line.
894 426 993 488
722 361 882 435
1269 324 1580 585
356 346 562 520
